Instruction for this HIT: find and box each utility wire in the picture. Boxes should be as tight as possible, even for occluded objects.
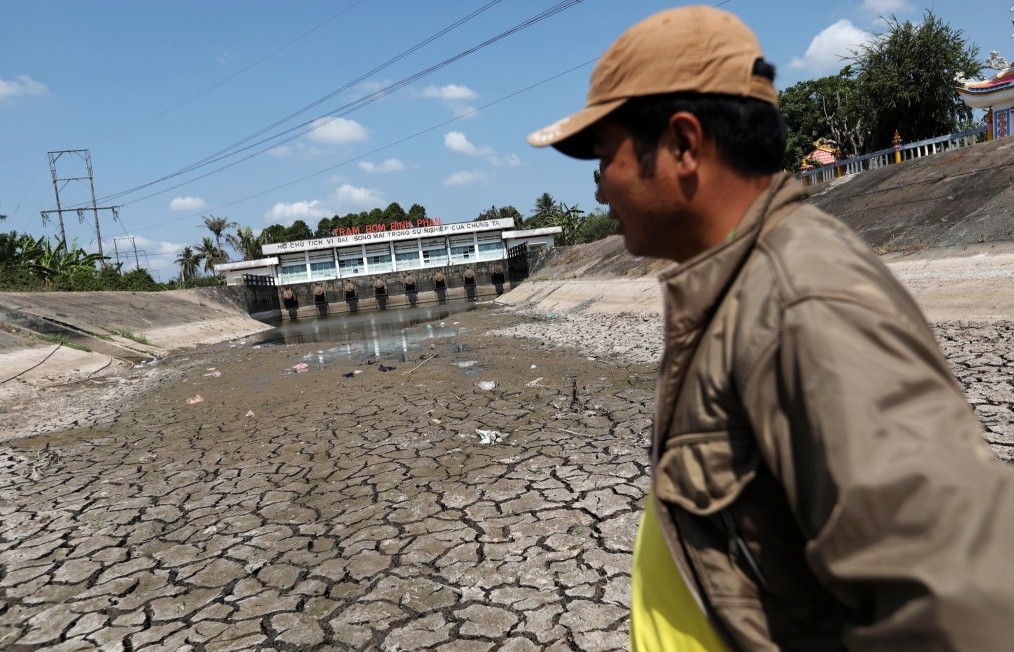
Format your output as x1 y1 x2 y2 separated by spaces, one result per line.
96 0 572 206
86 0 368 147
121 0 740 246
84 0 510 207
135 57 600 240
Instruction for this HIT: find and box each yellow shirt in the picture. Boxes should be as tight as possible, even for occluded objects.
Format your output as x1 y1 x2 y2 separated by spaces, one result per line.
630 493 728 652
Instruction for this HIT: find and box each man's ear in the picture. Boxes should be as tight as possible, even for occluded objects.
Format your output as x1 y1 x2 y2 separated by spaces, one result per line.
664 112 703 174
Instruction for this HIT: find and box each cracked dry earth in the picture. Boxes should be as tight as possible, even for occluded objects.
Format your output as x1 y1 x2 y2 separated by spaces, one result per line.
0 309 656 651
2 308 1013 652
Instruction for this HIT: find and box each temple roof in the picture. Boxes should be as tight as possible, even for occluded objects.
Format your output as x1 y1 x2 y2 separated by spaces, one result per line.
959 68 1014 93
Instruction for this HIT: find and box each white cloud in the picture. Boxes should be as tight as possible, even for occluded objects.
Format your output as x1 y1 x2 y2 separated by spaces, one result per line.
263 200 332 225
331 183 385 208
444 170 487 186
444 131 519 168
419 83 478 102
0 75 47 101
860 0 914 15
169 196 207 211
358 158 405 173
308 117 368 144
444 131 492 156
355 79 395 101
415 83 480 117
790 20 873 73
491 154 521 167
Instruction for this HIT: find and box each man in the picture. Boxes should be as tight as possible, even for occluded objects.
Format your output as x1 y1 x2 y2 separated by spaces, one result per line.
528 6 1014 651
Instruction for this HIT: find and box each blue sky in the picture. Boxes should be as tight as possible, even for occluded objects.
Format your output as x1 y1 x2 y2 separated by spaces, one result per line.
1 0 1008 281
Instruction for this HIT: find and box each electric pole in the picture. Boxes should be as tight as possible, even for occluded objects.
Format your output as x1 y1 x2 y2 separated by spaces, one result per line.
42 150 120 262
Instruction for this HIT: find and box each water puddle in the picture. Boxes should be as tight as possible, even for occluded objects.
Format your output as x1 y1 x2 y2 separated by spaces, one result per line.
242 303 488 368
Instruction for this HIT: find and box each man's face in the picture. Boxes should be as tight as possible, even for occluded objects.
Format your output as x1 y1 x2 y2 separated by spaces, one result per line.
592 119 683 260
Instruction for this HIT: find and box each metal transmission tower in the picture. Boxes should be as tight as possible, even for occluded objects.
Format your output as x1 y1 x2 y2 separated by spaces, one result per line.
41 149 120 260
113 236 142 270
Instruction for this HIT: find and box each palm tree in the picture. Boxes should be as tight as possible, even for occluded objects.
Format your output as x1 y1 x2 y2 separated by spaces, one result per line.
196 237 224 274
528 192 560 229
175 246 201 282
201 214 237 252
225 226 263 261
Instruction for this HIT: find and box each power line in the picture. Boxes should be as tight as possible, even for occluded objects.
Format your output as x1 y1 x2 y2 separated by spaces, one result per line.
86 0 369 147
85 0 509 207
83 0 582 209
136 55 600 245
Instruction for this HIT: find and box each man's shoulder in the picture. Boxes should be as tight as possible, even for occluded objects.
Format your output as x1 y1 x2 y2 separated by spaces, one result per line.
753 201 910 308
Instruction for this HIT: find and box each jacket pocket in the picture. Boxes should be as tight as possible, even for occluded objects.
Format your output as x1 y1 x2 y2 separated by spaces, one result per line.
655 428 760 515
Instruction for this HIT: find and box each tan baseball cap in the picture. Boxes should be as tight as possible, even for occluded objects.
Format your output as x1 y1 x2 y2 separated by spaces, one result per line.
527 5 778 159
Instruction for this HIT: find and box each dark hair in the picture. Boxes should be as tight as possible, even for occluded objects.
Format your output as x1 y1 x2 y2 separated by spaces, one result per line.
612 92 786 177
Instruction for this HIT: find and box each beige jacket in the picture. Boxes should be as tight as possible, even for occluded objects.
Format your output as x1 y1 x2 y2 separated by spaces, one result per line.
653 172 1014 651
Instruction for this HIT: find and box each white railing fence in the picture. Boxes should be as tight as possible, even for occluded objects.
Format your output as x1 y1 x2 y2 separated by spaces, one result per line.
797 126 987 186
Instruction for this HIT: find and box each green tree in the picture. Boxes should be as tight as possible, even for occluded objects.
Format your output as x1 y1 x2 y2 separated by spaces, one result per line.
383 202 407 225
574 208 617 244
259 224 288 245
225 226 263 261
474 205 523 228
314 217 335 238
175 246 201 281
554 202 586 246
529 192 558 225
854 11 979 149
196 237 225 274
408 204 427 221
779 69 868 170
201 214 237 253
285 220 313 242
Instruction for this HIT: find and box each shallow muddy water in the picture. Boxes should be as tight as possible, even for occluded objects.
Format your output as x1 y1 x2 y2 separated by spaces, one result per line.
243 302 488 363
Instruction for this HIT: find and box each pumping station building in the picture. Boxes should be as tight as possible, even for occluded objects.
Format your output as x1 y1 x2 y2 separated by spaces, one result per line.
214 217 561 318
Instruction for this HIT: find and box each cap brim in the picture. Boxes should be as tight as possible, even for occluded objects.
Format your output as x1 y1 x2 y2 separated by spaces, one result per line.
526 98 627 160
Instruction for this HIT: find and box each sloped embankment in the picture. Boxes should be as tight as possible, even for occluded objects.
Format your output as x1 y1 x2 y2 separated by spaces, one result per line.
500 137 1014 318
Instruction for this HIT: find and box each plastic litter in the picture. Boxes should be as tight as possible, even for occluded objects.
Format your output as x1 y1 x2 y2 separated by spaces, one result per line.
292 363 309 373
476 428 507 445
453 360 479 368
525 377 544 387
378 364 396 372
342 372 355 379
186 394 204 405
202 370 222 378
476 380 498 391
245 410 255 417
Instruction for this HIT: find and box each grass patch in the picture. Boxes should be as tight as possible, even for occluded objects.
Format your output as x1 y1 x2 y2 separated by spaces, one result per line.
40 334 91 352
111 329 149 345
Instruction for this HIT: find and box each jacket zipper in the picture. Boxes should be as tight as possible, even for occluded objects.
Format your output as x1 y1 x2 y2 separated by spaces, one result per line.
721 509 770 592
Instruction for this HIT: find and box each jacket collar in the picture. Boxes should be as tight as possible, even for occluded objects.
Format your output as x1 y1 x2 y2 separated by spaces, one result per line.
657 172 802 333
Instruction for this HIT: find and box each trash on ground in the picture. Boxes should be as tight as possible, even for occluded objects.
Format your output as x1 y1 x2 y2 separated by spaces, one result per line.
245 410 255 417
452 360 479 368
378 364 396 372
476 428 507 445
525 377 544 387
202 370 222 377
342 372 355 379
186 394 204 405
530 364 537 369
292 363 309 373
476 380 498 391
